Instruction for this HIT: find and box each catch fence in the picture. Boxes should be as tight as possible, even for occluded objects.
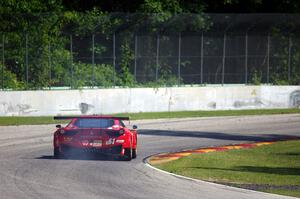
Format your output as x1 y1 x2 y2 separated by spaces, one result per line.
0 13 300 89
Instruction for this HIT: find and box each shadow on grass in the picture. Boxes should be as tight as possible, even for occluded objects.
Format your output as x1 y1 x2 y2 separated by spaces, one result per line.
277 152 300 156
139 129 299 142
187 166 300 176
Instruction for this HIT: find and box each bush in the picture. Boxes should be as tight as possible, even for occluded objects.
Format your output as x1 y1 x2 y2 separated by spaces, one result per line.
249 69 262 85
0 64 25 89
70 63 118 88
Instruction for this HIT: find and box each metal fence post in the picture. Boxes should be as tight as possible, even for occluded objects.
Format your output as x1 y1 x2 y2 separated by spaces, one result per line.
92 34 95 87
178 32 181 85
48 42 52 89
267 33 270 84
288 35 292 83
25 33 29 88
156 34 160 81
70 34 73 88
200 32 204 84
113 32 116 86
245 32 248 84
2 34 4 89
134 34 137 81
222 33 226 85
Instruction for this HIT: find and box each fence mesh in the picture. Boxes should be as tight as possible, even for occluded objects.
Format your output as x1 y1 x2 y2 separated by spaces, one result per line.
0 13 300 90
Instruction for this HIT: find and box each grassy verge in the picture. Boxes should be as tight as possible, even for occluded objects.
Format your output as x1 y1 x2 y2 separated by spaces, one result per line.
156 140 300 198
0 108 300 126
0 116 70 126
115 108 300 120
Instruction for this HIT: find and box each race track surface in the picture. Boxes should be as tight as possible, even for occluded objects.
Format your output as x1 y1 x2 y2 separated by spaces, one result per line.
0 114 299 199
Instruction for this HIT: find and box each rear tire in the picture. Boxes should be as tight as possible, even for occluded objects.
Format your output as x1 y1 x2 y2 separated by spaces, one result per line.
53 147 63 159
132 148 137 159
123 148 132 161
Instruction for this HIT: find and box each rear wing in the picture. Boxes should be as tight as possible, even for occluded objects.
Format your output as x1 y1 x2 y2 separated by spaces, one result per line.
53 115 130 121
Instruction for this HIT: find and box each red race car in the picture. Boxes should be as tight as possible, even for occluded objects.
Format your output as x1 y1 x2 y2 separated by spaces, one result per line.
53 115 137 161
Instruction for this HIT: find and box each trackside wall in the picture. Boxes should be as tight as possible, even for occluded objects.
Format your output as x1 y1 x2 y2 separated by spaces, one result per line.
0 86 299 116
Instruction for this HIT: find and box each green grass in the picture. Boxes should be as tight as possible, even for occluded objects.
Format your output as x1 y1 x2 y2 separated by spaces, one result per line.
156 140 300 198
0 116 70 126
115 108 300 120
0 108 300 125
268 190 300 197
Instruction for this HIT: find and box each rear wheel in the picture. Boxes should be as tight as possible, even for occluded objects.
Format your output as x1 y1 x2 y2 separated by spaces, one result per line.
123 148 132 161
132 137 137 159
132 148 137 159
53 147 63 159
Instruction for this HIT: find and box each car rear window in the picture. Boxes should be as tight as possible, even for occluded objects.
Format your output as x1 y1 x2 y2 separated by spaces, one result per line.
74 118 114 128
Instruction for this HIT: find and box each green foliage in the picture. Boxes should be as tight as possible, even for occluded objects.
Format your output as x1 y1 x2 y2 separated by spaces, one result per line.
270 73 289 85
93 64 117 87
199 0 300 13
290 36 300 85
119 40 135 87
249 69 262 85
143 76 179 88
1 0 300 89
58 0 300 13
291 73 300 85
49 47 72 87
0 0 63 13
1 11 70 89
139 0 182 13
70 63 117 88
66 9 119 36
0 64 24 89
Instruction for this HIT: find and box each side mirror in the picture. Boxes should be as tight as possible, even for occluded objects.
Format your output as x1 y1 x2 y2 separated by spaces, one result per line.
132 125 138 130
56 124 62 129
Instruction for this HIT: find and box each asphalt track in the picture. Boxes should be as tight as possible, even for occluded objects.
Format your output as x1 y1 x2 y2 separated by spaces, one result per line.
0 114 299 199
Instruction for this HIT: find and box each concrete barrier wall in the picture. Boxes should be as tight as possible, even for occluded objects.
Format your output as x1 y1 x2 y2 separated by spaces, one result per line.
0 86 299 116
